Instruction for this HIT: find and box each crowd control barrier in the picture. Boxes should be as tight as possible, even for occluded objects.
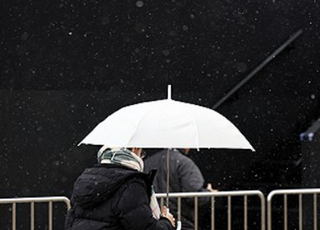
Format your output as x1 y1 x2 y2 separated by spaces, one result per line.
156 190 266 230
267 188 320 230
0 196 70 230
3 188 320 230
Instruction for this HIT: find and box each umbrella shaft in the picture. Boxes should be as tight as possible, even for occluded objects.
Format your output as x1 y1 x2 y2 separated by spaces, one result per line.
166 149 170 208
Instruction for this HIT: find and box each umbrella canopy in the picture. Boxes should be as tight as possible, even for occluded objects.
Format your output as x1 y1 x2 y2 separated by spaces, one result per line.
79 86 254 151
79 85 254 221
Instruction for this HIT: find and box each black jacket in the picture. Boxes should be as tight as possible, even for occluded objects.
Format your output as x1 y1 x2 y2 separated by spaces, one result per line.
65 164 174 230
144 149 210 230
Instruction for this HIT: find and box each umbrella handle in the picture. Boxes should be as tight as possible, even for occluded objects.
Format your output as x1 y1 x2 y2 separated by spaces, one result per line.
166 208 182 230
176 221 182 230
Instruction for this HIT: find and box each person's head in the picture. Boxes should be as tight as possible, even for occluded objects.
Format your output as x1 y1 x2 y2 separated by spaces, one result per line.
177 148 190 155
130 148 146 159
97 146 146 172
183 148 190 154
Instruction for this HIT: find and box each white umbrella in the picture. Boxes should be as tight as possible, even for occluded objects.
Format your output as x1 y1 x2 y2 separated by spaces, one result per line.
79 85 254 151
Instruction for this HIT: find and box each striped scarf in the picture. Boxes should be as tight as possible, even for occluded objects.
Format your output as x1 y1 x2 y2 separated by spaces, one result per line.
97 147 161 219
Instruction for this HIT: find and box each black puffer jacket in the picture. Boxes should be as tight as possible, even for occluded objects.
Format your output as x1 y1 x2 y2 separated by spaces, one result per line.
65 164 174 230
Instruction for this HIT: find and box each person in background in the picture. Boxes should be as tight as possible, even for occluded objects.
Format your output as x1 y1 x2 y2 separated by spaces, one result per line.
144 148 218 230
65 146 175 230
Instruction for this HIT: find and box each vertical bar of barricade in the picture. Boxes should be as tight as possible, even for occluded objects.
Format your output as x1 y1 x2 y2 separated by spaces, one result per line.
268 196 272 230
49 201 53 230
211 196 215 230
12 203 16 230
31 202 35 230
299 195 302 230
194 197 198 230
177 197 181 222
244 195 248 230
314 194 317 230
261 193 266 230
284 195 287 230
228 196 231 230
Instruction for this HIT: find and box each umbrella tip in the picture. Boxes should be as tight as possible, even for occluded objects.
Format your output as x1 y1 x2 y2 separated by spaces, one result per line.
167 85 171 100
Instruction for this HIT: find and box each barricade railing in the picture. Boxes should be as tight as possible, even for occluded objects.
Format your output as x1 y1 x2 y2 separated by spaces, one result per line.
0 196 70 230
156 190 266 230
267 188 320 230
9 188 320 230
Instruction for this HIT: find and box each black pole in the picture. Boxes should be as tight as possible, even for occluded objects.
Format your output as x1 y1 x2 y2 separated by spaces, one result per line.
212 29 303 110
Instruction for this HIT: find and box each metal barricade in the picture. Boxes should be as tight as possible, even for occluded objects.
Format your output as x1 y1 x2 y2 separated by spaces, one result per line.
156 190 266 230
0 196 70 230
0 191 266 230
267 188 320 230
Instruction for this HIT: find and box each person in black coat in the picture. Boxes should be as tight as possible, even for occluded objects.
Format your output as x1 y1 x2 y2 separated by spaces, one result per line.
144 148 217 230
65 147 175 230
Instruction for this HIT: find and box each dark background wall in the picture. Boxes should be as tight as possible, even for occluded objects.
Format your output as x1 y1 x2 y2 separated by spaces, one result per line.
1 0 320 228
